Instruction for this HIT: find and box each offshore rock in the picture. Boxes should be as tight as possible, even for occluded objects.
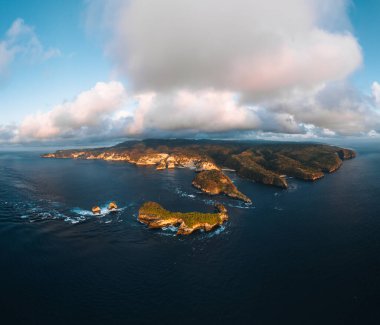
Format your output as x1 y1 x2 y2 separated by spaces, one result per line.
92 206 101 215
108 202 118 210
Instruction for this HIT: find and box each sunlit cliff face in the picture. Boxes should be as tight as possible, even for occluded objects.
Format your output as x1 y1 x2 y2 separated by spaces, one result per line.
42 139 356 190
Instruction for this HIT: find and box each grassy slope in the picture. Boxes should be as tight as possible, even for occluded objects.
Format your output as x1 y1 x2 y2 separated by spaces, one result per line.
46 139 355 188
139 202 222 227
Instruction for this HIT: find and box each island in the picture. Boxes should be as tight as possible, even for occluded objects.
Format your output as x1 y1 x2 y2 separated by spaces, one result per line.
138 201 228 235
192 170 251 203
42 139 356 194
42 139 356 235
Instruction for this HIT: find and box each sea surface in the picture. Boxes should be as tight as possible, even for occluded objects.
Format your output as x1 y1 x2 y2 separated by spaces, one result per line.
0 142 380 325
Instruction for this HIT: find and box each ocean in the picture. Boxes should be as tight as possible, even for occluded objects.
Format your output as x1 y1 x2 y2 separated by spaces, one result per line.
0 142 379 324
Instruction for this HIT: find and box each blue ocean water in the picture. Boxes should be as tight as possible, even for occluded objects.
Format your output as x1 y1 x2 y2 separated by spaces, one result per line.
0 143 379 325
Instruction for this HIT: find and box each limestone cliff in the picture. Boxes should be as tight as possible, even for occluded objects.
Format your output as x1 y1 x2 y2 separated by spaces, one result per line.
42 139 356 190
138 201 228 235
192 170 251 203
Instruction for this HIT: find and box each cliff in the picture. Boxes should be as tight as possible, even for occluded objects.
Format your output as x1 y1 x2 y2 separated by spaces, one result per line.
42 139 356 190
192 170 251 203
138 201 228 235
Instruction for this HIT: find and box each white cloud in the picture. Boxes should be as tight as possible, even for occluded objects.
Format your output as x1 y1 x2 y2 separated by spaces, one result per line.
0 124 16 142
2 2 380 144
127 90 260 134
259 81 380 135
16 81 126 141
91 0 361 98
368 130 380 137
0 18 60 76
79 0 380 138
2 80 380 144
372 82 380 106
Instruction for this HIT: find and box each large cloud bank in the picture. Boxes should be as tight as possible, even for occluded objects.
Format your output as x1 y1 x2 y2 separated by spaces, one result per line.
103 0 361 96
2 1 380 143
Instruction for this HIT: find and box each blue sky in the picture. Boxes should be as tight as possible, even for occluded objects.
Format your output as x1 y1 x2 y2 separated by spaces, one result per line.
0 0 379 143
350 0 380 91
0 0 111 123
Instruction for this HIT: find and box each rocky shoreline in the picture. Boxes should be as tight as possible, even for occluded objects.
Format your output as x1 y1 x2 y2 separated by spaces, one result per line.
42 139 355 188
192 170 251 203
41 139 356 235
138 201 228 235
42 139 356 201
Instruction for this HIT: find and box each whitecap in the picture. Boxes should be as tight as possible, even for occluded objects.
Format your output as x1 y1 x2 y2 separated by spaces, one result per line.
71 204 126 217
202 199 217 206
175 188 197 199
205 225 227 238
162 225 178 232
64 215 86 224
227 202 255 209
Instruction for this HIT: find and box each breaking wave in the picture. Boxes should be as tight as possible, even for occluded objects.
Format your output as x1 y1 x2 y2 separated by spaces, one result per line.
71 204 126 217
16 200 128 225
175 187 255 210
174 188 197 199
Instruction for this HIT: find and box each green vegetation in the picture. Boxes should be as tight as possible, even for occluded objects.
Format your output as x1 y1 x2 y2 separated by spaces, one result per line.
139 201 223 227
192 170 251 202
43 139 356 189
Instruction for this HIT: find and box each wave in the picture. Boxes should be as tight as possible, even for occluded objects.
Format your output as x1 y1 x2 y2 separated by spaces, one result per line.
226 202 255 209
71 204 126 217
17 200 128 225
20 208 69 223
202 198 254 210
207 224 227 237
174 188 197 199
175 187 255 210
287 183 298 192
162 225 179 232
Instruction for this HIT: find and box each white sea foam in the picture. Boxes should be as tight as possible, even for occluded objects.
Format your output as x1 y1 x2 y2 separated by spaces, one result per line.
205 225 227 238
162 225 178 232
64 216 85 224
72 204 126 217
287 183 298 192
226 202 255 209
175 188 197 199
21 207 69 223
17 199 128 225
202 199 217 206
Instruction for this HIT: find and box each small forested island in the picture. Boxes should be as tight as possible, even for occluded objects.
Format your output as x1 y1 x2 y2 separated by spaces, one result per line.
138 201 228 235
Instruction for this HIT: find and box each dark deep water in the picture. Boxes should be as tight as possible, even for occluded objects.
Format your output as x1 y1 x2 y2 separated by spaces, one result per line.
1 143 380 325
